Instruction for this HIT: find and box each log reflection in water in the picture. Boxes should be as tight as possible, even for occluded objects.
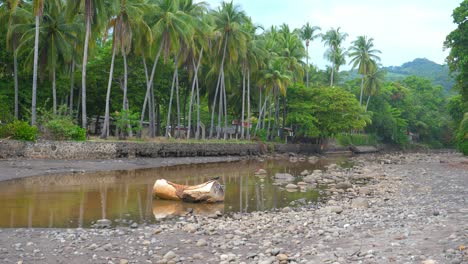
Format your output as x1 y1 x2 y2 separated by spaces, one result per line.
152 200 224 220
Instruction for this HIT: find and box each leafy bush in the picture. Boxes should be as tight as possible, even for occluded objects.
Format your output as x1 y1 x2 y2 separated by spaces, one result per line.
36 105 86 141
112 109 140 139
0 95 13 124
336 133 377 146
44 118 86 141
0 120 38 141
456 113 468 155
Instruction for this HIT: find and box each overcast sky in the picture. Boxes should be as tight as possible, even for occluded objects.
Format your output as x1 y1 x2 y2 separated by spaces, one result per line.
200 0 460 70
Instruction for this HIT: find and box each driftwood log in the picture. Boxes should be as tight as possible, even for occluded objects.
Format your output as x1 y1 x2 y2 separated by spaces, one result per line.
153 179 224 203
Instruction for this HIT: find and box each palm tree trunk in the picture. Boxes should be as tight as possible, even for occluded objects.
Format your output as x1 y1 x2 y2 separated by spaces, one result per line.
165 58 178 138
82 16 91 129
100 45 117 139
121 47 132 137
13 40 19 119
359 76 364 106
223 70 228 140
196 78 201 139
142 45 162 138
155 97 160 136
365 95 371 112
69 59 75 115
76 86 81 120
175 62 180 138
217 73 224 139
52 67 57 115
266 96 272 140
330 65 335 87
31 15 40 126
240 68 246 139
209 71 222 138
139 56 150 138
247 68 251 140
255 93 268 136
210 35 229 138
306 45 309 88
330 50 335 87
187 48 203 140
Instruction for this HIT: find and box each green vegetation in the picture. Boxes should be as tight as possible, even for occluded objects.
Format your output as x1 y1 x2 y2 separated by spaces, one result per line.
336 133 377 147
444 0 468 154
0 0 463 153
43 118 86 141
0 120 38 141
456 114 468 155
342 58 455 92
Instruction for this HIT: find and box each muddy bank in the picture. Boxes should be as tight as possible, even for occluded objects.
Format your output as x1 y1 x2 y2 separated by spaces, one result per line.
0 156 248 182
0 140 323 160
0 152 466 264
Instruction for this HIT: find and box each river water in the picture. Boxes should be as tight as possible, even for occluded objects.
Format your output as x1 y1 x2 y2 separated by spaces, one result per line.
0 156 351 228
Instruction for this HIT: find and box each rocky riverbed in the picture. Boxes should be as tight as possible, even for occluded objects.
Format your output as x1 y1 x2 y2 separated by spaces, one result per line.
0 152 467 264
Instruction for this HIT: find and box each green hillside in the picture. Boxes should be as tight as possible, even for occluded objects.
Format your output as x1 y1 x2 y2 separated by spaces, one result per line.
341 58 455 92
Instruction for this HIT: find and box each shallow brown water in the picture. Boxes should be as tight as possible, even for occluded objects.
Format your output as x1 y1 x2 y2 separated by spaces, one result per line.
0 156 351 228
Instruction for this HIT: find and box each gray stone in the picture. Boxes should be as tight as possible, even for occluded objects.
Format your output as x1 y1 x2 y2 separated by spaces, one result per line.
163 251 177 260
285 184 298 189
196 239 207 247
95 219 112 228
275 173 295 181
351 198 369 209
335 182 352 190
326 206 343 214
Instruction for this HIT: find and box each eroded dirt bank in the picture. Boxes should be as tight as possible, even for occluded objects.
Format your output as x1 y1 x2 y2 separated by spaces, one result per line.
0 152 466 264
0 156 246 181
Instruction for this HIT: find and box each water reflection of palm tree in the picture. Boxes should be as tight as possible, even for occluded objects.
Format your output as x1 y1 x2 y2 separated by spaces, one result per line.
28 201 33 228
137 189 143 222
78 189 86 228
9 210 15 228
245 171 249 213
48 209 54 228
100 183 108 219
240 173 243 213
145 183 153 221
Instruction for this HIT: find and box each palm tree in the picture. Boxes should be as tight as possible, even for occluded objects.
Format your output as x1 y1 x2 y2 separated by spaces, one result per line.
0 0 29 119
324 46 347 84
348 35 381 105
364 68 384 111
278 24 305 82
143 0 192 138
321 27 348 86
186 5 210 140
259 58 292 139
22 1 79 115
101 0 149 138
67 0 111 129
240 21 265 139
30 0 43 125
209 1 248 139
299 22 320 87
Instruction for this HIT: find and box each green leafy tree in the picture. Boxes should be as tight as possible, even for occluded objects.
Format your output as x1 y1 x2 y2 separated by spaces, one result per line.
0 0 30 119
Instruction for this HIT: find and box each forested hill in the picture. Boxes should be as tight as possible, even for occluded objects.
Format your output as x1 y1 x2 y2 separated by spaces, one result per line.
341 58 455 92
